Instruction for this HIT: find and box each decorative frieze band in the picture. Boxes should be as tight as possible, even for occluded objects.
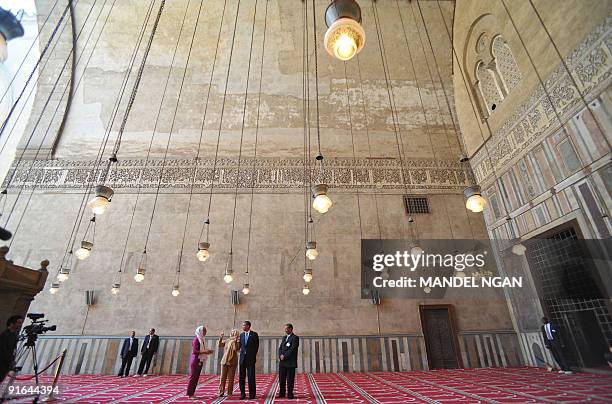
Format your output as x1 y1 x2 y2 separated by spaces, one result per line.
2 157 471 193
472 16 612 185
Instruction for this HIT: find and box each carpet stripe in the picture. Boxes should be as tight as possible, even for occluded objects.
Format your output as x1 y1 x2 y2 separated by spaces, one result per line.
365 373 439 404
336 373 379 403
307 373 325 404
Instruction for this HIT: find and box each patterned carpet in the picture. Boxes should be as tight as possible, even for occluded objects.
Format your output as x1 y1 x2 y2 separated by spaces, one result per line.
4 367 612 403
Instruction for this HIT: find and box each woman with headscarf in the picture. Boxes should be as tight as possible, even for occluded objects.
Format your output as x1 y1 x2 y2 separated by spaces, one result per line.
217 329 240 397
186 325 214 399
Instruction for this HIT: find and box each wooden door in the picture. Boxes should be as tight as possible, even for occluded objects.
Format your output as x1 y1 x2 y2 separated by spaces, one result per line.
420 306 461 369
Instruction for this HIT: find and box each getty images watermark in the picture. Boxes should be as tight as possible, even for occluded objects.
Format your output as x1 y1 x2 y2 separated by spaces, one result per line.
360 239 525 299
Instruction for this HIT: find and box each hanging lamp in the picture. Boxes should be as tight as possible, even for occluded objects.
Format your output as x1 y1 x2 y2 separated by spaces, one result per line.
242 283 250 295
223 251 234 283
87 154 117 215
303 268 313 283
49 282 60 294
196 241 210 262
134 250 147 282
75 217 96 260
512 241 527 256
312 156 332 214
324 0 365 61
171 285 180 297
302 283 310 295
111 283 121 295
464 185 486 213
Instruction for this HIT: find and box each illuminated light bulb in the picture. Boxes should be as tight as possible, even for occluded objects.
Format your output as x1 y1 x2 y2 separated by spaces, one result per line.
87 185 114 215
312 184 332 214
111 283 120 295
464 186 486 213
196 241 210 262
306 241 318 260
57 268 70 282
75 241 93 260
512 243 526 256
49 283 60 294
172 286 180 297
324 13 366 61
303 269 313 283
134 266 145 282
223 272 233 284
410 245 424 259
242 284 250 295
302 284 310 295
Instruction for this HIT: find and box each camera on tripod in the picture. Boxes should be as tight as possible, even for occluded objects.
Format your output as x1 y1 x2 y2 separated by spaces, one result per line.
21 313 56 346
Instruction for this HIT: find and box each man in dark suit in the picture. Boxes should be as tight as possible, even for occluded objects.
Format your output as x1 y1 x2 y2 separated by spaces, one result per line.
0 315 23 383
136 328 159 376
118 331 138 377
278 323 299 399
541 317 571 373
239 320 259 400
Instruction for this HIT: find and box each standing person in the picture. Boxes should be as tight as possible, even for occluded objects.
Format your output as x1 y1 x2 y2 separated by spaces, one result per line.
118 331 138 377
277 323 299 399
0 315 23 383
218 329 240 397
187 326 213 400
541 317 571 374
136 328 159 377
239 321 259 400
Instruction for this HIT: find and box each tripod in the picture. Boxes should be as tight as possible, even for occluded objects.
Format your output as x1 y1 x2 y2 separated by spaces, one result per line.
1 335 41 403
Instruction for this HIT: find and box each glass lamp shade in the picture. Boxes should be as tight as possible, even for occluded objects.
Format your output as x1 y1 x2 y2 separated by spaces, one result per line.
49 283 60 294
87 185 114 215
464 186 486 213
303 269 313 283
242 284 250 295
111 283 120 295
75 241 93 260
223 272 233 284
312 184 332 214
302 284 310 295
57 268 70 282
512 243 527 256
134 267 145 282
410 245 424 259
305 241 318 260
197 242 210 262
324 18 365 61
171 286 180 297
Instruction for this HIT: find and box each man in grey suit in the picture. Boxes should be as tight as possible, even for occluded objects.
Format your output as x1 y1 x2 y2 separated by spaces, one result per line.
277 323 299 399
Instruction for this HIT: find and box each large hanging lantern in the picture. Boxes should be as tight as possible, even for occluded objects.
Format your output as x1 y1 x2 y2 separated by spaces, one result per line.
87 185 114 215
324 0 365 61
197 241 210 262
312 184 332 214
305 241 319 260
49 282 60 294
75 240 93 260
464 186 486 213
302 284 310 295
303 268 313 283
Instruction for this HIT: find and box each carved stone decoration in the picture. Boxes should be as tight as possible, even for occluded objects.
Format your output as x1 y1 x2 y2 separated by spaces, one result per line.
2 157 473 193
472 16 612 185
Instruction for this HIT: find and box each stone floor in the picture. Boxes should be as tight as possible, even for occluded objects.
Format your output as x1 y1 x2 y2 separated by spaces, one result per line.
5 367 612 403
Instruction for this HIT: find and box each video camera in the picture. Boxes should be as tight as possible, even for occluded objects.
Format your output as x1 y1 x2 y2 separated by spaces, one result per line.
21 313 56 346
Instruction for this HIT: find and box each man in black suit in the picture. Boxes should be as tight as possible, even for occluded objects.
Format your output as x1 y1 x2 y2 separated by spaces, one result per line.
136 328 159 376
118 331 138 377
541 317 571 374
239 320 259 400
0 315 23 383
278 323 299 399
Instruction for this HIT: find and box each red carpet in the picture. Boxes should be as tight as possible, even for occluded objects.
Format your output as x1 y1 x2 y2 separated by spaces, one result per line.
4 367 612 403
